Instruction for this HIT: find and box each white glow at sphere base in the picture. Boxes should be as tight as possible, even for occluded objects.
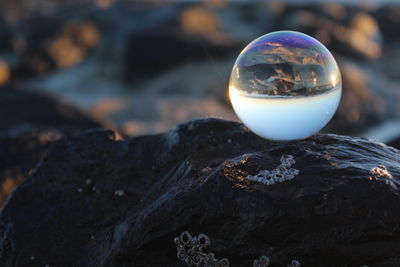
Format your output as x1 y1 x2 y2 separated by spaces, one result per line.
229 31 342 141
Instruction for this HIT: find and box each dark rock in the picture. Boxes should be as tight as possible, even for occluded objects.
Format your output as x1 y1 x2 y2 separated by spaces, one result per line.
0 16 12 52
1 118 400 266
0 88 104 207
323 59 385 135
12 12 66 77
12 6 106 77
280 6 382 61
0 125 62 206
388 136 400 150
124 27 242 83
373 6 400 43
0 89 102 134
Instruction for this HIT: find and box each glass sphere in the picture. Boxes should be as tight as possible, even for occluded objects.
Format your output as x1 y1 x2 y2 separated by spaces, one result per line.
229 31 342 141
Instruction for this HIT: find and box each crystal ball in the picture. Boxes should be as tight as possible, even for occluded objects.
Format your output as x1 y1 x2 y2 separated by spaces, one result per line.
229 31 342 141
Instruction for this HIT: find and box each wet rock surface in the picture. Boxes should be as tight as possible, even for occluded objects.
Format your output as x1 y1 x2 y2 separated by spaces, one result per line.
1 118 400 266
0 88 104 207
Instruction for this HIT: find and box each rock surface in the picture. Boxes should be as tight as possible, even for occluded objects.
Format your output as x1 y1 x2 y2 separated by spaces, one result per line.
0 118 400 266
0 88 104 207
388 137 400 150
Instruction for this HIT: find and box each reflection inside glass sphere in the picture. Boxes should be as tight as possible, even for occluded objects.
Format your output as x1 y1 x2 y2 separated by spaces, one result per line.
229 31 342 141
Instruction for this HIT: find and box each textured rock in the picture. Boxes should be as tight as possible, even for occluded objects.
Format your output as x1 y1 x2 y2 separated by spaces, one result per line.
0 88 104 207
1 118 400 266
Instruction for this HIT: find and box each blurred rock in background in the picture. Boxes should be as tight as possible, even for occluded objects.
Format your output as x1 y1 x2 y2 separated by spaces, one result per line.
1 1 400 162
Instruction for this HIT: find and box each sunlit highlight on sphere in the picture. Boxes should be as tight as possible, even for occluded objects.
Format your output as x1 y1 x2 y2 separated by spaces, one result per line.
229 31 342 141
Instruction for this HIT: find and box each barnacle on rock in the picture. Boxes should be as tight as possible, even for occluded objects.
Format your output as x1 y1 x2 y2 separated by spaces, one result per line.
174 231 229 267
174 232 301 267
370 164 392 179
287 260 301 267
114 189 125 196
253 255 270 267
369 164 396 188
246 154 299 185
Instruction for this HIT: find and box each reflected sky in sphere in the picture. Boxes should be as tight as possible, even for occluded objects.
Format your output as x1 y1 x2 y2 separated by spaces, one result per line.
229 31 342 141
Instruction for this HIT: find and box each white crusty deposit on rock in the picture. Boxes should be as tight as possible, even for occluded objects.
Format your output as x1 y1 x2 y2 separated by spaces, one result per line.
246 154 299 185
370 164 397 189
370 164 393 179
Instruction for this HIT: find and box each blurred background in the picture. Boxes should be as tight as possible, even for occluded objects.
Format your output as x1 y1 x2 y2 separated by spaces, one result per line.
2 0 400 205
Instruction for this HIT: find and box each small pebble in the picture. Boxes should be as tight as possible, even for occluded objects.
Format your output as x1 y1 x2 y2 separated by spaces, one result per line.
85 179 92 185
91 186 101 193
30 256 35 261
115 190 125 196
77 188 83 193
201 167 212 173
